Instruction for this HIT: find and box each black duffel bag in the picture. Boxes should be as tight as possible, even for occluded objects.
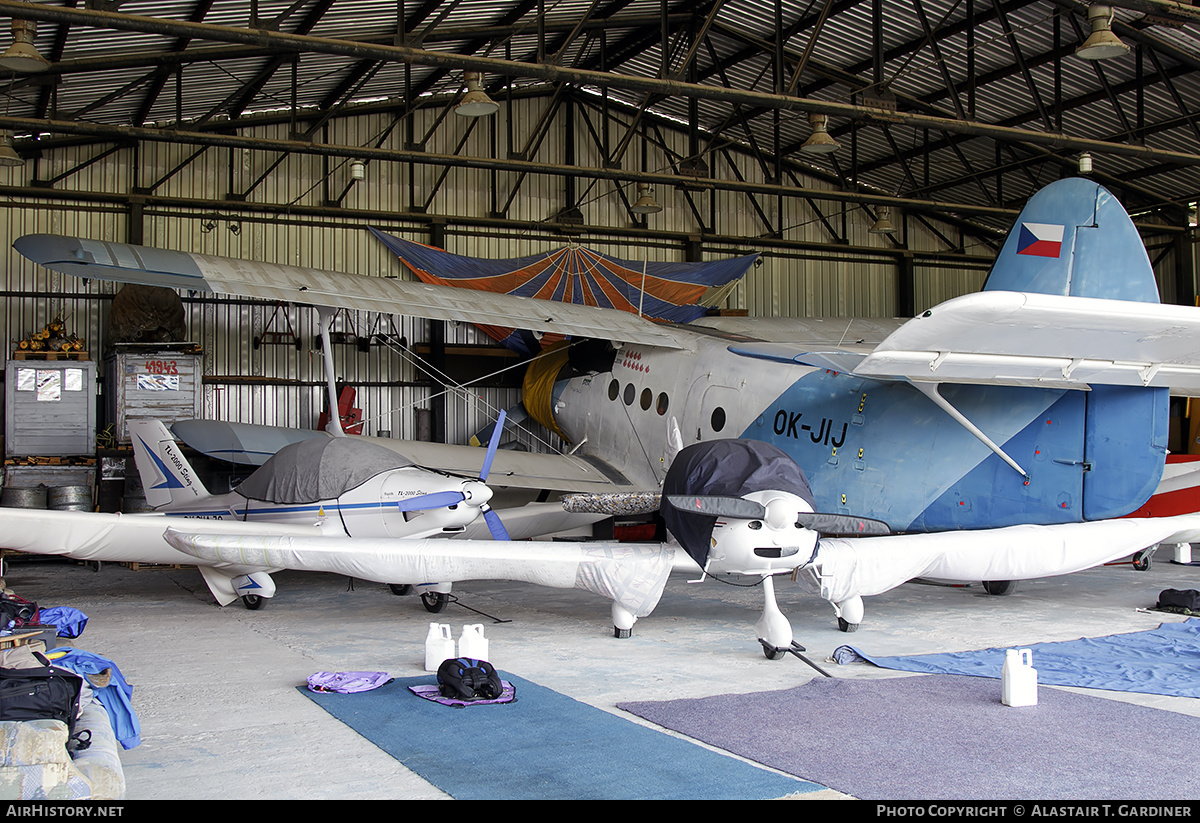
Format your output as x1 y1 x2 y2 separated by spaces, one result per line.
0 651 83 735
1157 588 1200 613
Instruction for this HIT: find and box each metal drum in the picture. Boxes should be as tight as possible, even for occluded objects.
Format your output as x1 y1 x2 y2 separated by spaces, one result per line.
48 484 92 512
1 486 48 509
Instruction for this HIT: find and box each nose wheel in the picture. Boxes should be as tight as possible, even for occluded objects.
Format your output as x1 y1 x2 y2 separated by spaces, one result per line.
755 574 831 675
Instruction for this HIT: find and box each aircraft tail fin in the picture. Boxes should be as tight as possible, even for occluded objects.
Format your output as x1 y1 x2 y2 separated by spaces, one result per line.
129 418 211 508
983 177 1159 304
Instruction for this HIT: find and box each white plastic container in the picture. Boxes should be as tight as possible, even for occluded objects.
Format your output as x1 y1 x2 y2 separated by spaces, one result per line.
1001 648 1038 707
459 624 489 661
424 622 456 671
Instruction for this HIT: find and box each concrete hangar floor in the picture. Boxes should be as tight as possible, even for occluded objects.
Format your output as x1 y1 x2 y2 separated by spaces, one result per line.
6 550 1197 800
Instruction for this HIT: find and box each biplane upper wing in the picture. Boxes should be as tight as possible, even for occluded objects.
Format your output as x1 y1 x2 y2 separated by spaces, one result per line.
13 234 686 351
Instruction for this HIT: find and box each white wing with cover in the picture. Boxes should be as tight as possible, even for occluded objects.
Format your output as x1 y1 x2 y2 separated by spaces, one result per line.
164 529 676 621
804 514 1200 606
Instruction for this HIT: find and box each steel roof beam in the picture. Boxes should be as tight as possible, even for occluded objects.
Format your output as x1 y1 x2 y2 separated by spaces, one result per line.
4 0 1194 169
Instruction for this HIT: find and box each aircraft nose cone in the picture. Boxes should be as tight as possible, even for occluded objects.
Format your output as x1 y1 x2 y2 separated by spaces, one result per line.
461 480 494 508
764 497 795 531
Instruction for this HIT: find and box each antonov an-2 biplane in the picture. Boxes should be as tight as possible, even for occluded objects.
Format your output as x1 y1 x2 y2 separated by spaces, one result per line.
13 177 1200 657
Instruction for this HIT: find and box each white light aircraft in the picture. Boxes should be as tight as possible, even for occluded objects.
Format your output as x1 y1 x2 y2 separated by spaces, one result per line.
14 177 1200 656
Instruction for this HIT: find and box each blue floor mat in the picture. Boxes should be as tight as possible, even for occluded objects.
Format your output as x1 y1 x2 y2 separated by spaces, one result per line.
300 672 823 799
837 618 1200 697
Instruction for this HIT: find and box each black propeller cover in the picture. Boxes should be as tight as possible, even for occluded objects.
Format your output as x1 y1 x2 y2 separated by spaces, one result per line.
661 439 816 567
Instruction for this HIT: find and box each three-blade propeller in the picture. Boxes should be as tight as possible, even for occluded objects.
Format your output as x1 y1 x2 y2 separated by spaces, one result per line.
392 410 511 540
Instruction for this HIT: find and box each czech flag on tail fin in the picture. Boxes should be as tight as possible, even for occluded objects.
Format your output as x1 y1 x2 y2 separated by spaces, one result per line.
1016 222 1065 258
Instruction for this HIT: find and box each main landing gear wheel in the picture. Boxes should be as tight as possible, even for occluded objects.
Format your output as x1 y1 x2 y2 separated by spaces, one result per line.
1132 550 1153 571
388 584 413 596
982 580 1017 596
241 594 265 610
837 617 859 633
421 592 450 613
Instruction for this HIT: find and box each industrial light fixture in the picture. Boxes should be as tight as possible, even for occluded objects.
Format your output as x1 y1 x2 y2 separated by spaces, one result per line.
869 206 897 235
800 113 839 155
1078 152 1093 174
455 71 499 118
630 183 662 216
0 19 49 73
0 132 22 167
350 159 366 181
1075 5 1129 61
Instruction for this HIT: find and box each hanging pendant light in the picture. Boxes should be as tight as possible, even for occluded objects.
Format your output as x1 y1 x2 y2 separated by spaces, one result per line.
869 206 897 235
0 20 50 73
1075 5 1130 61
630 183 662 216
800 113 839 155
455 72 499 118
0 132 23 167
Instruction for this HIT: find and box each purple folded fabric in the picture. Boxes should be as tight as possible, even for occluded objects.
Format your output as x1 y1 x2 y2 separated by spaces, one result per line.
307 671 394 693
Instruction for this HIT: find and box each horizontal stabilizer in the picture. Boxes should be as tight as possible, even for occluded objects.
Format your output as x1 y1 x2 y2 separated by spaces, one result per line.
855 291 1200 395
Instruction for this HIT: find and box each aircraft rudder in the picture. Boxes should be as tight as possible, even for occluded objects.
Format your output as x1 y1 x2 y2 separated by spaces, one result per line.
128 418 210 508
983 177 1159 304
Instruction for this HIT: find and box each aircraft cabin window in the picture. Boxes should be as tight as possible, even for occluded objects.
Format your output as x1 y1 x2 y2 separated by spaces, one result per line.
608 379 620 401
640 388 653 410
656 393 669 416
623 383 635 406
711 407 726 432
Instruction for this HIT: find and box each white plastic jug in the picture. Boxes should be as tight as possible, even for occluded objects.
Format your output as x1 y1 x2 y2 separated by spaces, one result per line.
1001 648 1038 707
424 622 455 672
459 624 489 661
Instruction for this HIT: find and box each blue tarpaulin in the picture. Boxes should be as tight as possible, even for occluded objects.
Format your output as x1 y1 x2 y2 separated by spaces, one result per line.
835 618 1200 698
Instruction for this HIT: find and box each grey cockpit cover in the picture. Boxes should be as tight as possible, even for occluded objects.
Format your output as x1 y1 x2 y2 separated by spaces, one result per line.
236 437 415 504
661 439 815 567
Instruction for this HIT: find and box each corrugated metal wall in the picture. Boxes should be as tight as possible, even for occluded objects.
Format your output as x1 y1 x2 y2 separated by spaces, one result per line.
3 98 1180 450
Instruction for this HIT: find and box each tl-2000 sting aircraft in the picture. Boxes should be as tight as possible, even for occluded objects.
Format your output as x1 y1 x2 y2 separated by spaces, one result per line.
14 177 1200 654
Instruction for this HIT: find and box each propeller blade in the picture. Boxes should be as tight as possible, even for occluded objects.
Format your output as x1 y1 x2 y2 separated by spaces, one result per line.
663 495 768 520
797 512 891 536
482 506 510 541
479 409 507 482
394 490 466 513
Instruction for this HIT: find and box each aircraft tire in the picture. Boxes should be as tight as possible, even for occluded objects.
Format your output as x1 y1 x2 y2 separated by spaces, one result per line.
241 594 265 610
421 592 448 613
837 617 859 633
1132 551 1152 571
763 647 785 660
388 584 413 596
982 580 1017 596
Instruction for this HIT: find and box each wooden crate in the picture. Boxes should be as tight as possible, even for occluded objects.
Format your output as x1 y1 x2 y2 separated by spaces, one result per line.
5 360 97 457
106 344 204 444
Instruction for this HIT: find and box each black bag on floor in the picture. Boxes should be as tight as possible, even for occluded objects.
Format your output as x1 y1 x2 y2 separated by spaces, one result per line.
437 657 503 701
1157 588 1200 612
0 593 39 629
0 651 83 734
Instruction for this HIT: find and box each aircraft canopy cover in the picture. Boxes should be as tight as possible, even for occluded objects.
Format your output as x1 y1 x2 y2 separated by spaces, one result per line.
236 437 415 504
661 440 816 567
